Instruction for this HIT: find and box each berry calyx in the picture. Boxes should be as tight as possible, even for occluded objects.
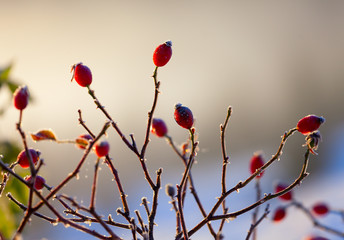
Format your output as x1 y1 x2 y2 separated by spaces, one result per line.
13 85 29 110
24 175 46 190
76 134 93 149
272 206 286 222
152 118 168 137
312 202 329 216
297 115 325 135
71 63 92 87
275 182 293 201
94 140 110 158
305 131 322 155
249 152 265 178
174 103 194 129
153 41 172 67
17 148 40 169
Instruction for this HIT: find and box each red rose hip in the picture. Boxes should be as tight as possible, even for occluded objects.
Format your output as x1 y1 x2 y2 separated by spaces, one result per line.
25 175 46 190
153 41 172 67
275 182 293 201
272 206 286 222
297 115 325 135
174 103 194 129
71 63 92 87
94 140 110 158
17 148 40 168
152 118 168 137
312 202 329 216
304 236 329 240
13 85 29 110
249 152 265 178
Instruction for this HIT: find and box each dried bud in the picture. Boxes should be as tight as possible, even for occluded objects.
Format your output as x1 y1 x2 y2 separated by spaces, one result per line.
165 184 175 198
181 142 189 155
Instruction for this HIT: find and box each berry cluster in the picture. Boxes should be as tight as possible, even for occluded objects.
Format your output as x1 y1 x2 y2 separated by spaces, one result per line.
0 41 340 240
270 184 338 240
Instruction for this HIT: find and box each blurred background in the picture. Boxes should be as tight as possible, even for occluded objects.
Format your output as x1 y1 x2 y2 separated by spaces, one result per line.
0 0 344 239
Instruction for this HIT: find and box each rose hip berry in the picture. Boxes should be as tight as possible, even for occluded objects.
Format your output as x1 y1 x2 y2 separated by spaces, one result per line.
297 115 325 135
71 63 92 87
25 175 46 190
304 236 329 240
153 41 172 67
13 85 29 110
174 103 194 129
152 118 168 137
275 182 293 201
94 140 110 158
17 148 40 169
272 206 286 222
76 134 93 149
249 152 265 178
312 202 330 216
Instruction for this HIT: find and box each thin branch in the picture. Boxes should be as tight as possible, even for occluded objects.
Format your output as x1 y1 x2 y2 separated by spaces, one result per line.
86 86 139 155
211 128 297 219
0 161 114 239
245 204 270 240
166 135 216 238
7 193 56 223
141 66 159 159
86 86 156 189
14 109 38 236
78 110 130 217
0 161 18 196
148 168 162 240
292 200 344 237
251 179 262 240
218 106 232 235
176 129 198 240
58 194 142 235
135 210 147 234
90 158 101 210
32 121 111 211
141 197 150 218
184 148 310 238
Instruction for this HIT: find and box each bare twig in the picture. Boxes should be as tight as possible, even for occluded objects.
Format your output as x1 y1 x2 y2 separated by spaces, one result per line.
148 168 162 240
246 204 270 240
32 121 111 212
141 66 159 159
14 109 38 237
0 160 115 239
7 193 56 223
251 179 262 240
218 106 232 235
184 148 310 238
0 161 18 196
78 110 130 216
166 135 216 238
292 200 344 237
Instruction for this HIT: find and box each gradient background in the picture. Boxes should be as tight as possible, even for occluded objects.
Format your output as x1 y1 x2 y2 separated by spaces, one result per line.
1 1 344 239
